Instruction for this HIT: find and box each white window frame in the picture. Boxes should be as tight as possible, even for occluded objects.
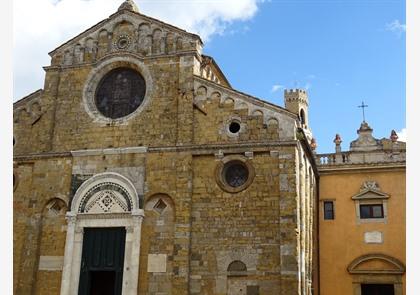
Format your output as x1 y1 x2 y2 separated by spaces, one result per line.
352 181 389 224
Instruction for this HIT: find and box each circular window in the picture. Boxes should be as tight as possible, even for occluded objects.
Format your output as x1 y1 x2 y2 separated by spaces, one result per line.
115 35 131 50
223 161 249 187
229 121 241 134
95 67 146 119
215 156 255 193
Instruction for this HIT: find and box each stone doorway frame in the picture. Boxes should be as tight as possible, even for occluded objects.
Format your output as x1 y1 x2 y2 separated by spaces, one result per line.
347 254 405 295
60 172 144 295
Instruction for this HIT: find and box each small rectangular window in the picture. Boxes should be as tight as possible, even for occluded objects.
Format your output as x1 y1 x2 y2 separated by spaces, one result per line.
360 204 384 219
324 201 334 220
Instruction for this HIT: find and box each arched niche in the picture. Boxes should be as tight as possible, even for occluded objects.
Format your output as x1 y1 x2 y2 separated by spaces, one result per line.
226 260 260 295
227 260 247 276
138 194 175 293
34 198 68 294
60 172 144 295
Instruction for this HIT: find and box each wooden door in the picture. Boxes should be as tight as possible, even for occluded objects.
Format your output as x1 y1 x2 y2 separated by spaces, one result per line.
78 227 126 295
361 284 395 295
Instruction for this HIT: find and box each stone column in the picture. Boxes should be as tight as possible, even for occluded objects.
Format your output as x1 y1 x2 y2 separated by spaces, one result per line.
60 212 77 295
122 225 134 294
70 226 84 295
128 209 145 295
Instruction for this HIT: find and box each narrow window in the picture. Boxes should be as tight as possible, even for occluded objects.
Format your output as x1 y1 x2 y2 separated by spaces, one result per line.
360 204 384 219
324 201 334 220
300 109 306 125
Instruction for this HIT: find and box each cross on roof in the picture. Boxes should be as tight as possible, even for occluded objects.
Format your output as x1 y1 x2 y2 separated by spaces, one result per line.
358 101 368 122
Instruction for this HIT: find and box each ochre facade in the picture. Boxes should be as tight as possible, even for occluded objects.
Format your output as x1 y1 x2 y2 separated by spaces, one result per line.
317 125 406 295
13 1 318 295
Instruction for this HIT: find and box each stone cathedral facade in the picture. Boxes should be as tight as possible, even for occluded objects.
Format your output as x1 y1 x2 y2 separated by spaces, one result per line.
13 1 318 295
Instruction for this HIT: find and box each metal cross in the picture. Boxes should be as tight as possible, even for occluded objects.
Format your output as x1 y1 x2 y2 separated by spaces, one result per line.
358 101 368 122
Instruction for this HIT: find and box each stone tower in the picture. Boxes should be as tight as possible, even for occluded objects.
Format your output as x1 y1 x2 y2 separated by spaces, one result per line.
284 89 309 129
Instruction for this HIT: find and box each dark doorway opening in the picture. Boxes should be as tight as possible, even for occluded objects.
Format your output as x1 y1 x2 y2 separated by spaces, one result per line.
90 271 116 295
78 227 126 295
361 284 394 295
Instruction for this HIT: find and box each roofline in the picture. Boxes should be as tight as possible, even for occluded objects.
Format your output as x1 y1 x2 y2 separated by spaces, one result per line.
194 76 297 119
297 127 319 178
317 163 406 174
49 9 203 55
201 54 231 88
13 89 43 108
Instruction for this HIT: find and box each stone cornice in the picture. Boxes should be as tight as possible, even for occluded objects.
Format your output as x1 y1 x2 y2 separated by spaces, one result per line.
71 146 148 157
318 163 406 174
13 141 299 161
43 50 200 72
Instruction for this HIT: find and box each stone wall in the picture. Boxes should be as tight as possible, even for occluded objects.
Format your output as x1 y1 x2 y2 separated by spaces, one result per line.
13 157 72 294
13 7 317 295
13 141 317 295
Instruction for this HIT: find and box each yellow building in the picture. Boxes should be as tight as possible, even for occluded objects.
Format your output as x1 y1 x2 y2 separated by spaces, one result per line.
317 122 406 295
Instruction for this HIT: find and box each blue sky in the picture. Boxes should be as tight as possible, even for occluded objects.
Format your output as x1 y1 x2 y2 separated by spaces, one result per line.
13 0 405 153
204 0 406 153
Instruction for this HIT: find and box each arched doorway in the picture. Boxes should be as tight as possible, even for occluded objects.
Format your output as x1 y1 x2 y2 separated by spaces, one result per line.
347 253 405 295
60 172 144 295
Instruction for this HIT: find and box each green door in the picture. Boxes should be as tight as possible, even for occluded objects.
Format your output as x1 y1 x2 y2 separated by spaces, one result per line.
78 227 126 295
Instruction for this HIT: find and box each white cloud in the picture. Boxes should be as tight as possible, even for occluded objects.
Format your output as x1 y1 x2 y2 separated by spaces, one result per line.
397 128 407 142
13 0 262 100
271 84 284 93
386 19 406 36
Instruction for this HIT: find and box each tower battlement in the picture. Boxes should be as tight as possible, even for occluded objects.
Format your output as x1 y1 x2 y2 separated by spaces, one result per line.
284 88 308 104
283 88 310 130
284 88 307 94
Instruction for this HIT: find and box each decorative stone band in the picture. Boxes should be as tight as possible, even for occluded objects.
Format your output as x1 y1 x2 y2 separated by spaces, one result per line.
71 146 147 157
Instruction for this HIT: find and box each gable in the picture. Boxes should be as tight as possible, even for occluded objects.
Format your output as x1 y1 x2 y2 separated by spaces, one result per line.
48 8 202 67
351 190 389 200
352 181 389 200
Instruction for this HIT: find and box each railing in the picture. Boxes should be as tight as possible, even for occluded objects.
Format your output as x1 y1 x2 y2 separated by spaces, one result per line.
316 150 406 166
316 152 350 166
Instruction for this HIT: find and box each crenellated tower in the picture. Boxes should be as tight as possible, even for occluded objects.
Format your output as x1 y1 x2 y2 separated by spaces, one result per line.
284 89 309 129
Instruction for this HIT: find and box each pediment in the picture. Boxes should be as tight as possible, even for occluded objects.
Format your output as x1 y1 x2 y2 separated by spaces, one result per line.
352 181 389 200
48 8 202 67
352 190 389 200
348 254 405 274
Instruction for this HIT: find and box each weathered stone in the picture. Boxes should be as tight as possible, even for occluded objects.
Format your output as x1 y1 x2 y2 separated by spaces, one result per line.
13 2 318 295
